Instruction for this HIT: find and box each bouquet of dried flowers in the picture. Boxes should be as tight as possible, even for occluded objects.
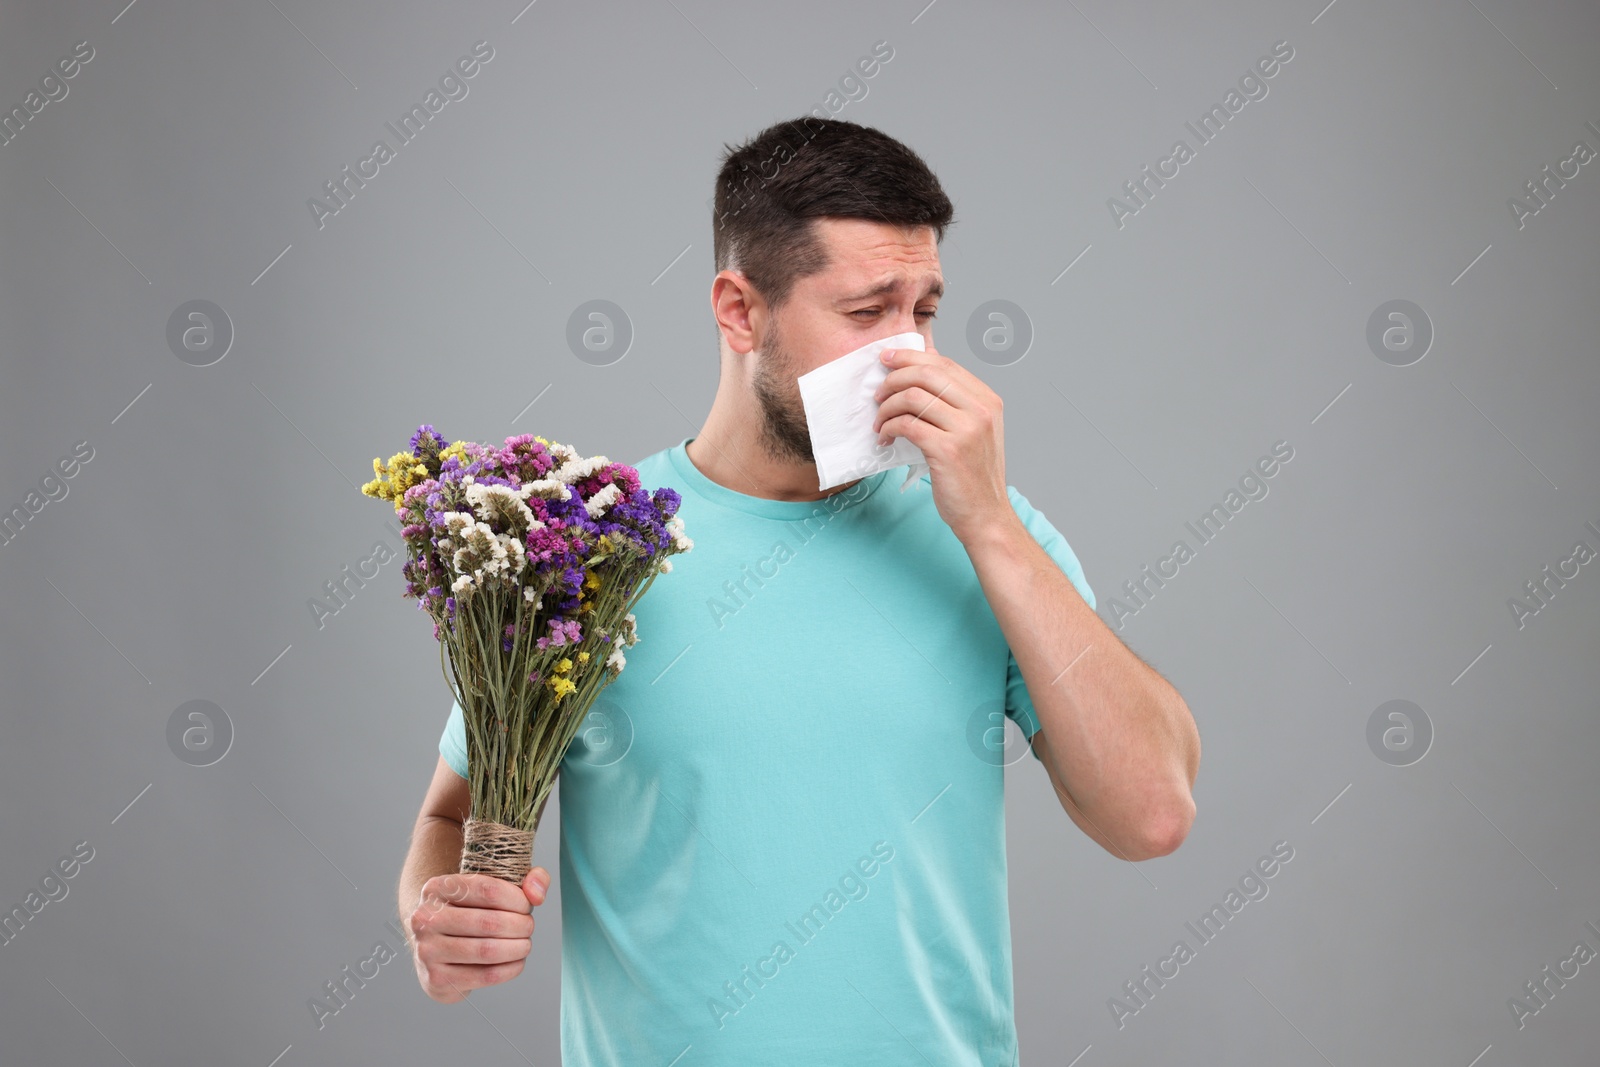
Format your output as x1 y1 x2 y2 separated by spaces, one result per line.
362 426 690 882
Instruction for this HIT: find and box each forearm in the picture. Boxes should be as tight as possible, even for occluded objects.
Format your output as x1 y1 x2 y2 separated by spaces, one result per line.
964 515 1198 852
398 815 465 945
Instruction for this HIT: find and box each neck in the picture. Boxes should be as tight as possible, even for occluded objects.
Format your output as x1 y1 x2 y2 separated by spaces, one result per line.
687 387 864 504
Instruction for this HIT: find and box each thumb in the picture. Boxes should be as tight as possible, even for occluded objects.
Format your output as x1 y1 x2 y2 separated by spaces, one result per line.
522 866 551 905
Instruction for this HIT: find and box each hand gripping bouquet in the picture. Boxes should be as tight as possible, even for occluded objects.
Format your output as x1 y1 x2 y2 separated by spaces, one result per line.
362 426 691 883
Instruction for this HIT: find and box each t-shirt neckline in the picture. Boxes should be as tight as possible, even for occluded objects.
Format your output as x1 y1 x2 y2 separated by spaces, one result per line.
664 436 892 519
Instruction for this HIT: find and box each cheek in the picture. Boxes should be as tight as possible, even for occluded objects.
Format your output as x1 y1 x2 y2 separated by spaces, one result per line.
780 298 877 371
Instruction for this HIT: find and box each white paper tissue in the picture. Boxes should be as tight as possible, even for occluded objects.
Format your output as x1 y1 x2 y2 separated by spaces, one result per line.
798 330 930 493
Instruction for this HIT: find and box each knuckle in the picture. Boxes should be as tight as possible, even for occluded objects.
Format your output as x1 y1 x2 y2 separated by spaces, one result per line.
419 965 441 993
489 960 525 984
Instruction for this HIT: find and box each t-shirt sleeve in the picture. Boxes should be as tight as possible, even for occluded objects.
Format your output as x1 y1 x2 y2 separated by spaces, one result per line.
439 697 469 779
1002 485 1096 762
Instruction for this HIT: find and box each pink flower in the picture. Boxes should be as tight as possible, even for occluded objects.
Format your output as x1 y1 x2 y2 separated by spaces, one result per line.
535 617 583 649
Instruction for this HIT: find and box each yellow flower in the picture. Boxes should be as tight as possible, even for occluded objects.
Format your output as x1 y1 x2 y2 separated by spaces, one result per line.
361 450 426 501
584 571 602 592
547 676 577 699
554 657 573 674
577 651 591 664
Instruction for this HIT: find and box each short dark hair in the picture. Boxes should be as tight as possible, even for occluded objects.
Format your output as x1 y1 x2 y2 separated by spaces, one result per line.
711 117 955 313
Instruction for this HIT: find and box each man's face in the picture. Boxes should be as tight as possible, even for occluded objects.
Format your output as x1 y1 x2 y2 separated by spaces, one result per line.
749 218 943 465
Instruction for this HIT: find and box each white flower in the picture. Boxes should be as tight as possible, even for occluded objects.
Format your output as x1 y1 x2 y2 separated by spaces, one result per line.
553 454 610 485
664 514 693 552
518 478 571 503
488 543 510 576
497 533 525 572
451 574 475 596
523 586 538 603
453 521 508 579
466 483 535 531
660 559 673 573
606 646 626 671
584 483 622 518
438 511 476 538
622 612 639 647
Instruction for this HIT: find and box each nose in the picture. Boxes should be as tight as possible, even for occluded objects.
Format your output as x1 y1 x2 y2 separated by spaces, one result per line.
888 313 924 337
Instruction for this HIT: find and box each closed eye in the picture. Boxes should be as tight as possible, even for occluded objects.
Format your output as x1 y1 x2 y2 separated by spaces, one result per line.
851 309 938 320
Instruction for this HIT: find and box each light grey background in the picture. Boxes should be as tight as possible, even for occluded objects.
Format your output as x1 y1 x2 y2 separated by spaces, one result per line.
3 0 1598 1063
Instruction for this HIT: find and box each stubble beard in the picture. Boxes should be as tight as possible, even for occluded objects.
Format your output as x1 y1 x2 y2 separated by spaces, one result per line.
750 313 815 465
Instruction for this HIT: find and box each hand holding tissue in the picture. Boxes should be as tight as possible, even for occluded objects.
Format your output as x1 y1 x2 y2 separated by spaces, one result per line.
799 331 930 493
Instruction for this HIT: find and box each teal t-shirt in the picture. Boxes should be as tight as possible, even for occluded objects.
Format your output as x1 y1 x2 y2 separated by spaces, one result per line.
439 436 1095 1065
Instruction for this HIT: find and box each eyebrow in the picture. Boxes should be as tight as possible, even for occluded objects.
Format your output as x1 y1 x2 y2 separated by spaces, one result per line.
836 277 945 304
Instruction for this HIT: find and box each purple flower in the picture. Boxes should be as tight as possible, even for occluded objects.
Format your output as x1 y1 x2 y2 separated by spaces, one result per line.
535 617 583 649
410 425 445 455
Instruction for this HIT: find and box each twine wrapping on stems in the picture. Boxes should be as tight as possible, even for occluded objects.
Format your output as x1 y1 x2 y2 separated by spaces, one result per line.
459 817 535 883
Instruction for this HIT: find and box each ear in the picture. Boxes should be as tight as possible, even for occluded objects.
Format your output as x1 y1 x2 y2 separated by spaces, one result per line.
710 270 763 356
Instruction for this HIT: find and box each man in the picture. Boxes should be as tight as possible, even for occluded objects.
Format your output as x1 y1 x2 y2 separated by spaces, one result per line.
397 116 1200 1064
